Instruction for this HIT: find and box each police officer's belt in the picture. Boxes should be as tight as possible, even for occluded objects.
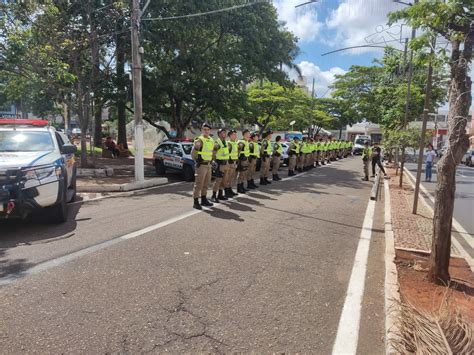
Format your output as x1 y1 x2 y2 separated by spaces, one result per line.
228 159 238 164
198 161 210 165
215 159 227 165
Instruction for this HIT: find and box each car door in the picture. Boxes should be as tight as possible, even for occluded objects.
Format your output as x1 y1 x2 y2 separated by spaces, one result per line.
170 145 184 170
55 132 75 187
161 144 174 168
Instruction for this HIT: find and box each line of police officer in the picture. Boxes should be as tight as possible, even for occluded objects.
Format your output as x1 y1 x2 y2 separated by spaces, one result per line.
191 123 353 210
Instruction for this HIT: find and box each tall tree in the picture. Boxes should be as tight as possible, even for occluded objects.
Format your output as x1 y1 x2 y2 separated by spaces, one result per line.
140 1 298 138
390 0 473 284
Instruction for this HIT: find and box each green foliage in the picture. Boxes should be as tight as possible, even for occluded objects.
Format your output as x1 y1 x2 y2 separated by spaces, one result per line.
141 1 299 137
383 127 433 152
245 81 333 133
331 48 448 129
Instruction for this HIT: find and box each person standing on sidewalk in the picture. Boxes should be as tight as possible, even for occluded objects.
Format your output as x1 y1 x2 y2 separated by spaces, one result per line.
191 123 215 209
425 143 437 182
288 136 300 176
272 135 283 181
211 128 229 203
371 142 387 177
224 129 239 198
247 132 260 190
237 129 251 193
260 131 273 185
361 141 372 181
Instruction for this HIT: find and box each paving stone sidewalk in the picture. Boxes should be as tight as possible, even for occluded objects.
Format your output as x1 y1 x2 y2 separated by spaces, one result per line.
387 167 460 256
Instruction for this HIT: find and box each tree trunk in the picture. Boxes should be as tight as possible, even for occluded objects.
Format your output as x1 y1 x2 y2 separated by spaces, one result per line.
78 98 89 168
429 34 472 284
116 17 128 149
93 100 103 148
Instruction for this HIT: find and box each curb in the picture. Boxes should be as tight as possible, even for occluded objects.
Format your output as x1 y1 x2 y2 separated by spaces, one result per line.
384 179 402 355
77 177 169 193
77 168 114 177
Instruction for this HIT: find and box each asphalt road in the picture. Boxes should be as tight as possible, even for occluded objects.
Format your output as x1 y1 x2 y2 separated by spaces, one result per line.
405 163 474 256
0 157 385 353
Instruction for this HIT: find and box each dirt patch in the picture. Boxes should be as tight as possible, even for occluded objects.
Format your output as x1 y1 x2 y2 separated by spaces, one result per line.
396 249 474 323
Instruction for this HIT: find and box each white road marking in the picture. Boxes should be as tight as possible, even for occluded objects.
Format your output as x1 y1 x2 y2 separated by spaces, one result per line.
332 199 376 355
404 169 474 272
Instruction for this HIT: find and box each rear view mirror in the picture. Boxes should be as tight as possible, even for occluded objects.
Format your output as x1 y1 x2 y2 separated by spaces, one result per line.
61 144 77 155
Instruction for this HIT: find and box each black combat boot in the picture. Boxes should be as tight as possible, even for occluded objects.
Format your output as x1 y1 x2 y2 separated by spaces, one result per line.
201 196 214 207
250 179 259 188
288 170 295 176
247 180 256 189
276 174 282 180
265 177 272 184
230 187 238 196
260 177 267 185
193 198 202 210
298 168 303 173
224 188 232 198
237 183 245 194
218 189 228 201
211 192 219 203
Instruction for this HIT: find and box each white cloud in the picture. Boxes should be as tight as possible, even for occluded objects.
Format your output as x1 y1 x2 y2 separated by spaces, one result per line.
326 0 407 53
273 0 323 42
288 61 347 97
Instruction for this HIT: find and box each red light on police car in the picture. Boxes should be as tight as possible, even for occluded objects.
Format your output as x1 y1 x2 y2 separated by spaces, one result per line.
0 118 49 126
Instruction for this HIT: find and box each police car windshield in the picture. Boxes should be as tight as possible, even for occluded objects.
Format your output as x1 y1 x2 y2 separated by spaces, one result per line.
355 138 369 145
0 131 54 152
182 143 192 155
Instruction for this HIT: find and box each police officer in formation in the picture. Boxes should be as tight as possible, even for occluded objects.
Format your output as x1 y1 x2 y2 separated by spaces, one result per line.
191 123 215 210
192 123 354 209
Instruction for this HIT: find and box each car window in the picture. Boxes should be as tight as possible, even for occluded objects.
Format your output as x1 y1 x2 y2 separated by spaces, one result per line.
0 131 54 152
171 145 182 156
157 144 169 153
182 144 193 155
55 132 65 149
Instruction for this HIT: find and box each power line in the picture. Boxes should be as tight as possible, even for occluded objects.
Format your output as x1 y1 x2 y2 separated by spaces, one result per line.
142 1 269 21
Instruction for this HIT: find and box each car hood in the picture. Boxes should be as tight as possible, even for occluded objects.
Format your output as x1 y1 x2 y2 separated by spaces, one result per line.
0 151 60 169
354 144 364 149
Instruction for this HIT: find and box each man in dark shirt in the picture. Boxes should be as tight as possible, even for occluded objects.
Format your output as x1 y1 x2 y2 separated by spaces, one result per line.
371 142 387 177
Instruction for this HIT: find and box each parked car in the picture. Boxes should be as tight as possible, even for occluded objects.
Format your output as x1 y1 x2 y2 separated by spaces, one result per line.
461 149 474 167
0 119 77 223
153 140 195 181
71 127 81 138
352 135 371 155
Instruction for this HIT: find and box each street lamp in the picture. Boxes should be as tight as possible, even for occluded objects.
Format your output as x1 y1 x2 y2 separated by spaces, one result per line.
392 0 413 6
295 0 318 8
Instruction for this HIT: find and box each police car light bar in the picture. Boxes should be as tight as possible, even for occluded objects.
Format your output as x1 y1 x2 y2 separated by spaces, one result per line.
0 118 49 126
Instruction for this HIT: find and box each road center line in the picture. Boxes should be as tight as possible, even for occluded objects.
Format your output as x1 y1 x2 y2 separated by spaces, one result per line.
332 199 376 355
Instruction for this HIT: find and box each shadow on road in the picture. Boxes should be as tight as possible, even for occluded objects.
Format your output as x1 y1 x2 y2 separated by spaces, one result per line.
0 203 81 248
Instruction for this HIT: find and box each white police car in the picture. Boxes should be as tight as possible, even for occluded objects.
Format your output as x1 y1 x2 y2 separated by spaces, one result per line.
0 119 77 223
153 140 195 181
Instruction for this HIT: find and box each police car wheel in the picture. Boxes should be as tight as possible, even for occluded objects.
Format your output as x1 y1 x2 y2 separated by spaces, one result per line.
155 159 166 175
48 185 68 224
183 165 194 182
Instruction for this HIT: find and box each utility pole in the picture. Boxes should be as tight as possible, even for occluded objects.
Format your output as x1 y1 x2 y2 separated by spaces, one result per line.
131 0 144 182
310 77 315 137
413 37 436 214
399 0 418 187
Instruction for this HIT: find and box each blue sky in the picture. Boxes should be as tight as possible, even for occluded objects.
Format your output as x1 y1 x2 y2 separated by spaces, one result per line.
273 0 411 97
